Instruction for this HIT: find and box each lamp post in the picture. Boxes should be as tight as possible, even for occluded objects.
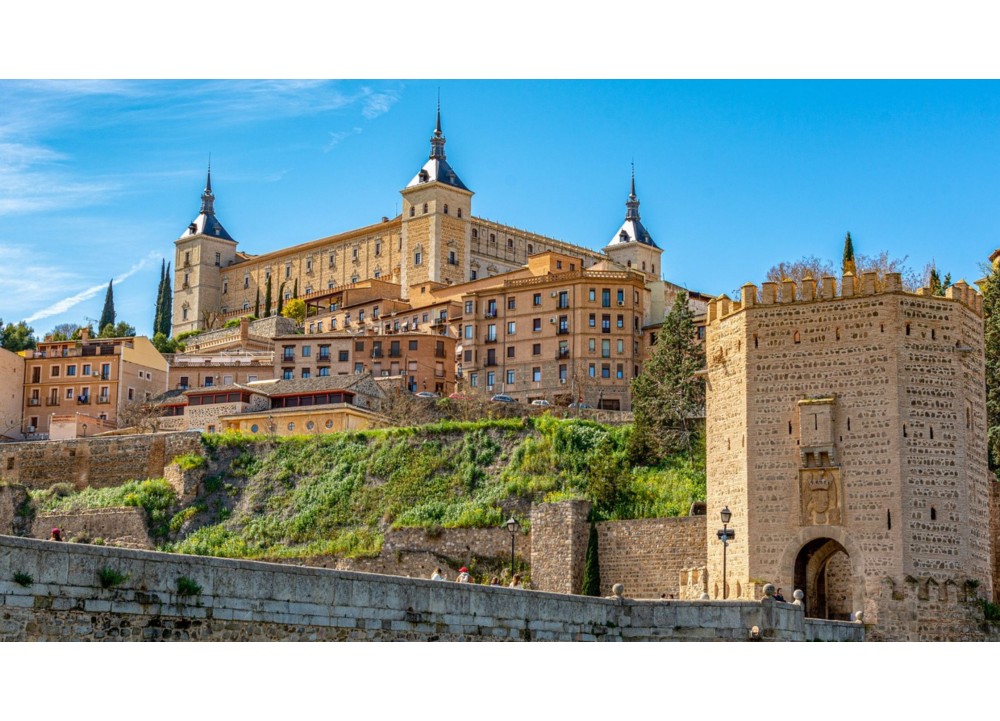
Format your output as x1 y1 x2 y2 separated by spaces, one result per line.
716 505 734 599
505 516 519 579
82 423 88 438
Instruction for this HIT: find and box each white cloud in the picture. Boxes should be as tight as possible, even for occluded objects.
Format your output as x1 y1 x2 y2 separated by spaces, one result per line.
361 89 401 119
23 251 162 324
325 127 363 152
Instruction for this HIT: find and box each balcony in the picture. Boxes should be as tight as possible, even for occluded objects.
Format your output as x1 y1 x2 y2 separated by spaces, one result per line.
431 316 448 326
282 354 295 362
46 398 60 407
28 398 40 407
557 328 570 335
77 396 91 405
371 350 384 359
100 373 111 381
556 349 570 359
484 311 498 319
484 360 499 368
318 353 331 362
484 336 498 344
434 349 447 359
388 350 402 358
97 395 111 404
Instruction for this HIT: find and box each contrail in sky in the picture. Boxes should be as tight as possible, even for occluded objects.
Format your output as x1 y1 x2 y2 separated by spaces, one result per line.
24 251 162 323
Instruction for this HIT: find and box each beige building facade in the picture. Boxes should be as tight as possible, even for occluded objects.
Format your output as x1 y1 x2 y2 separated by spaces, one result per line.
21 331 167 437
0 348 25 441
705 271 992 626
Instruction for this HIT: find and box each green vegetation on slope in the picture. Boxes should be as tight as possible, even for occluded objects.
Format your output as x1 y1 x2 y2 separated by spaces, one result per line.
31 479 178 539
30 417 705 561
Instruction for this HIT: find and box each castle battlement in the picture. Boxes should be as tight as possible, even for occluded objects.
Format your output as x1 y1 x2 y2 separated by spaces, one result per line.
706 272 983 323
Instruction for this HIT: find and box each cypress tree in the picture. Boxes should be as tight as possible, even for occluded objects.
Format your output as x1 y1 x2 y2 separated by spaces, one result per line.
263 276 273 318
982 261 1000 469
159 263 172 336
842 232 857 276
293 278 299 299
153 259 165 333
580 522 601 596
98 280 116 331
277 282 286 315
254 287 261 318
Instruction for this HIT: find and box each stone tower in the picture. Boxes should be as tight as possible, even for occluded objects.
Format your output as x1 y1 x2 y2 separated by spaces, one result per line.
399 103 473 296
704 272 992 630
603 166 662 283
172 165 238 335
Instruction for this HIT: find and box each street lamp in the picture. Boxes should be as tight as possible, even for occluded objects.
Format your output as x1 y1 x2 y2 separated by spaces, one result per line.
82 423 88 438
505 516 520 579
717 505 735 599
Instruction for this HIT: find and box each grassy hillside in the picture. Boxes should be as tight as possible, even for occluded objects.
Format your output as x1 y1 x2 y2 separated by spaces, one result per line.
31 416 705 561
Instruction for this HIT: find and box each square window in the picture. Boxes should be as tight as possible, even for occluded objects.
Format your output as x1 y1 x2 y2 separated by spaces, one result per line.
532 343 541 356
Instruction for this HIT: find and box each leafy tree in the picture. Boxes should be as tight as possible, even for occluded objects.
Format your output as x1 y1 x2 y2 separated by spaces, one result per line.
98 280 116 330
982 261 1000 469
152 332 184 354
628 291 705 464
0 320 36 351
282 298 306 324
46 322 81 341
72 324 94 340
263 276 273 318
580 522 601 596
98 320 136 338
842 231 857 276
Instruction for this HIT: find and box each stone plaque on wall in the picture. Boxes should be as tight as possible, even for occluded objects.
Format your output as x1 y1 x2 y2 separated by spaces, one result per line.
799 468 843 526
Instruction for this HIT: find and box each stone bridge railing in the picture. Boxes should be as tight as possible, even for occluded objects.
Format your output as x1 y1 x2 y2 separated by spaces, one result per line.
0 536 862 642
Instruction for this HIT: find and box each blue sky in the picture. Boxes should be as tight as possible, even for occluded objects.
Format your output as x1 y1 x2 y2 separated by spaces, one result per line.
2 80 999 337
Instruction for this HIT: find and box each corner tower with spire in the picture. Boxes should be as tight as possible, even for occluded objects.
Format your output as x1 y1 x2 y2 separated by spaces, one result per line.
399 100 474 297
173 163 239 335
604 165 663 283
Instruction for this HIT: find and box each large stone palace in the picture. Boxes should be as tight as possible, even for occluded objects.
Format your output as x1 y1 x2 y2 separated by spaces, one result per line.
172 106 705 410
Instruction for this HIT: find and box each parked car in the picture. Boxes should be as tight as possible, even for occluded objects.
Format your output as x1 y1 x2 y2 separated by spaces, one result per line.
490 394 516 403
568 401 593 409
414 391 440 399
530 399 551 407
448 392 468 400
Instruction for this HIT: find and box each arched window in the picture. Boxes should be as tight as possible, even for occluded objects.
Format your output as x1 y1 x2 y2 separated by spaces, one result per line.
422 203 428 214
409 206 415 217
243 301 250 311
443 204 449 215
457 208 463 218
489 233 496 243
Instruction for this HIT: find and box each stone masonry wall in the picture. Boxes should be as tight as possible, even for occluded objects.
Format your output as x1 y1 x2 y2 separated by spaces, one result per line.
864 575 1000 641
0 535 864 642
596 516 707 598
0 432 203 491
530 500 591 594
31 509 152 549
0 485 30 536
382 527 530 567
992 481 1000 603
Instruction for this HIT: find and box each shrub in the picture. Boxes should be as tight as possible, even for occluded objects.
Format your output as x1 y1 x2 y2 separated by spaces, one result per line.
176 576 203 596
97 567 128 589
13 572 33 587
173 453 207 471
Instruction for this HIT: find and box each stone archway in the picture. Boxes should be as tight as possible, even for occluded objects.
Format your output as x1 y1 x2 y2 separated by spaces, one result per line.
777 526 865 620
794 538 853 620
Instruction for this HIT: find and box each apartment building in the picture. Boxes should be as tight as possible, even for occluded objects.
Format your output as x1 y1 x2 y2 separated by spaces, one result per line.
21 330 167 436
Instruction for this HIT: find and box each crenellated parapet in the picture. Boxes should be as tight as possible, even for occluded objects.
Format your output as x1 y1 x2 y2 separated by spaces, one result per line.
707 272 983 324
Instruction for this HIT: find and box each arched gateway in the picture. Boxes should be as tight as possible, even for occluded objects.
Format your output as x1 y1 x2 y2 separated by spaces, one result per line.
794 538 852 620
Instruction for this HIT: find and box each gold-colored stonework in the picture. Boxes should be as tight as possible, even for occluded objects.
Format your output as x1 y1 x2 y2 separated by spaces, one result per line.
799 468 843 526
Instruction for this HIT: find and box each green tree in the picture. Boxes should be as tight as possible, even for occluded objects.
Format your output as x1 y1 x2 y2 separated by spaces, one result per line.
0 320 36 351
152 332 184 354
98 320 136 338
928 266 952 296
628 291 705 464
293 278 299 299
282 298 307 324
277 282 286 315
842 231 857 276
98 280 116 331
153 259 165 335
982 261 1000 469
159 263 172 336
263 276 273 318
46 322 81 341
254 287 261 318
580 522 601 596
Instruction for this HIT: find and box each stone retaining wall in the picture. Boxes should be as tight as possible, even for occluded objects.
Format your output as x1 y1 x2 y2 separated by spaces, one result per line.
31 508 152 549
383 527 530 565
0 432 203 490
596 516 707 598
0 536 863 642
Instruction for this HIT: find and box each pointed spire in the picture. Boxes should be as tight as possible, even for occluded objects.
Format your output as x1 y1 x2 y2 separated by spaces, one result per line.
200 158 215 215
430 96 446 160
625 163 641 222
